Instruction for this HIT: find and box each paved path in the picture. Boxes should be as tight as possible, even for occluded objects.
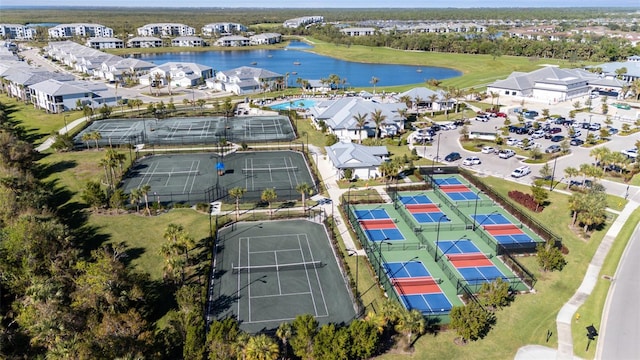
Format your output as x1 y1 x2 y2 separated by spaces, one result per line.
515 199 639 360
596 217 640 360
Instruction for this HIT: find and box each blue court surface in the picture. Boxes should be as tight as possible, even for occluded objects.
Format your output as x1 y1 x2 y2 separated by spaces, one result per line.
384 261 430 278
434 177 463 186
412 211 449 223
354 209 390 220
365 228 404 241
399 194 433 205
401 293 452 315
458 266 507 285
473 213 511 225
494 234 535 244
446 191 480 201
438 240 481 254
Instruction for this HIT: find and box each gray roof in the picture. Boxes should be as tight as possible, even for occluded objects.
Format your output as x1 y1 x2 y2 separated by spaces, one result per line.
4 68 73 86
308 97 407 130
593 60 640 78
488 66 598 91
221 66 282 80
128 36 162 42
324 141 388 169
397 87 448 101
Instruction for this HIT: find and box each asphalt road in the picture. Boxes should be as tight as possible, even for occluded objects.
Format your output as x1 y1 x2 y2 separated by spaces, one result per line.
597 221 640 360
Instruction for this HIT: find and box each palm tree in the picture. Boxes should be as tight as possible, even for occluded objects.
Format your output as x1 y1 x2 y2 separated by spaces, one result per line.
81 132 92 149
370 76 379 94
564 166 579 184
139 184 151 215
394 309 426 347
229 187 246 221
442 91 453 119
276 322 292 359
370 109 386 140
296 183 313 213
90 131 102 149
353 112 368 144
428 94 439 117
129 188 141 213
261 188 277 218
399 95 412 109
165 73 172 96
244 334 279 360
589 146 611 171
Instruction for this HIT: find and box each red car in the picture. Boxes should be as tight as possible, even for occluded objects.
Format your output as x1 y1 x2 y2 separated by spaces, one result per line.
496 112 507 118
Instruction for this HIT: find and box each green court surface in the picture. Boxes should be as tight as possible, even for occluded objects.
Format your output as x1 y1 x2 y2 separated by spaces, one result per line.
74 115 295 148
210 220 357 333
120 150 314 204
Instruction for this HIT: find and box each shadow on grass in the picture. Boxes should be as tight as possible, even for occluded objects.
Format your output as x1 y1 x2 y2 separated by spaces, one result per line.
36 158 78 179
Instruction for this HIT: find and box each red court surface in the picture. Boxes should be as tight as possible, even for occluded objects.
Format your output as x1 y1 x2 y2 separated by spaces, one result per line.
447 254 493 268
407 204 440 213
392 278 441 294
441 185 470 192
360 221 396 230
483 224 519 231
486 228 524 236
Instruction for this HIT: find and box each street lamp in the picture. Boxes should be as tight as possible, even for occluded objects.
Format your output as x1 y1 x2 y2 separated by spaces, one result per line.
585 114 593 140
435 214 449 261
346 184 356 213
474 210 500 232
63 114 69 133
472 189 482 230
347 249 359 297
549 156 558 191
431 133 441 174
377 240 391 279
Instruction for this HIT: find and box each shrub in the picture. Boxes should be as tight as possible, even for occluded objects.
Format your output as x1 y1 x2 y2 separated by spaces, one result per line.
536 242 567 271
508 190 543 212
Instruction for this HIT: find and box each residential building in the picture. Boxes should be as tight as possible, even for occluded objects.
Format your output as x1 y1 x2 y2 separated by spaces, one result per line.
140 62 213 88
325 141 389 180
249 33 282 45
307 97 407 141
48 23 114 39
171 36 204 47
208 66 283 95
127 37 163 48
86 37 125 50
0 24 36 40
590 56 640 83
395 87 455 112
29 79 119 113
202 22 247 36
95 58 155 82
340 27 377 37
283 16 324 28
137 23 196 37
1 67 73 103
214 35 250 47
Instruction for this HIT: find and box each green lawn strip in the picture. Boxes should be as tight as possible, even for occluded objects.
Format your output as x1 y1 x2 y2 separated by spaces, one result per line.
378 176 610 359
87 209 212 280
0 94 84 144
572 206 640 359
38 150 110 202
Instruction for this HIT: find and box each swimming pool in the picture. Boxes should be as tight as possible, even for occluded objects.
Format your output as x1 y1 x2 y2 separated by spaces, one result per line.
270 99 316 111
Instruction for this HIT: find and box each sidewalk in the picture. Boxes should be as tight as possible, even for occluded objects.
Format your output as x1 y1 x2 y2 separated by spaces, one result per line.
515 199 639 360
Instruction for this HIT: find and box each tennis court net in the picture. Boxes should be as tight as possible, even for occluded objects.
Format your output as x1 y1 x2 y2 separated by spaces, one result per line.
446 253 489 261
391 277 441 286
242 166 299 174
232 260 323 273
136 170 200 177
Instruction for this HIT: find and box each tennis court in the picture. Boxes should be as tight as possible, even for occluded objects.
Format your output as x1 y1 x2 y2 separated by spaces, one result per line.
446 253 494 268
384 261 431 279
473 213 512 226
384 261 452 315
434 177 463 186
354 209 390 220
398 194 433 205
437 239 482 255
211 220 356 333
440 184 480 201
74 115 295 148
405 204 448 224
456 266 508 286
120 150 314 204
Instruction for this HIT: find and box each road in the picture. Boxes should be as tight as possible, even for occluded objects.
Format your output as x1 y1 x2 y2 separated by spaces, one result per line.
597 221 640 360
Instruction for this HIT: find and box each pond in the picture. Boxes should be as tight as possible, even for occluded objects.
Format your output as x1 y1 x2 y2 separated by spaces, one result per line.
138 40 461 87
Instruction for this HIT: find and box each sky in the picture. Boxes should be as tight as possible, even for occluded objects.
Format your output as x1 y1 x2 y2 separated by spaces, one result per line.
1 0 639 7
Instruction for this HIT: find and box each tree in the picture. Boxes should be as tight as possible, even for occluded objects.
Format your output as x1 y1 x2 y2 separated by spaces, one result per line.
348 320 378 359
290 314 318 360
229 187 247 221
564 166 579 184
427 93 438 116
537 241 567 271
312 324 349 360
81 180 106 210
207 318 240 360
449 302 494 343
296 182 313 213
245 334 280 360
370 109 386 139
276 322 293 359
109 189 127 213
261 188 277 218
139 184 151 215
459 124 469 141
370 76 379 94
394 309 426 348
99 103 112 119
531 181 549 211
129 188 142 213
353 112 368 144
477 278 512 309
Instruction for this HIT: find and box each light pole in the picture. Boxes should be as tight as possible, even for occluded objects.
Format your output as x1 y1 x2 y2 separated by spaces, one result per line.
347 249 359 297
435 214 449 261
472 189 482 230
586 114 593 141
63 114 69 133
474 210 500 232
431 133 441 174
377 240 391 279
346 184 356 214
549 156 558 191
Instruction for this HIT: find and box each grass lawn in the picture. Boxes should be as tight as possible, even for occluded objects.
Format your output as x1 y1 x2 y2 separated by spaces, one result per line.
571 206 640 359
379 176 611 360
0 94 84 144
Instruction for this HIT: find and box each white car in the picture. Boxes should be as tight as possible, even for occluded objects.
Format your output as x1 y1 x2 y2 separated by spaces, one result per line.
622 148 638 159
511 166 531 178
442 122 457 130
463 156 481 166
532 130 545 139
481 146 495 154
498 149 516 159
506 138 518 146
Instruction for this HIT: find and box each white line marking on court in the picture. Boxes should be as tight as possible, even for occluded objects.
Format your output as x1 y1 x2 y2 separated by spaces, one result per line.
247 236 252 323
236 236 243 321
274 251 283 295
186 160 199 194
250 248 302 254
297 235 319 317
243 312 329 325
250 291 312 299
302 234 329 317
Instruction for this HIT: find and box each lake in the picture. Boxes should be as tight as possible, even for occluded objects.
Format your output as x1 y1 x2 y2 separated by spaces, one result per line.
138 40 461 87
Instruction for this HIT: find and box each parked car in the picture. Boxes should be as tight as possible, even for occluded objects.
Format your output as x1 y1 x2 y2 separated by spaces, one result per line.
570 138 584 146
613 103 631 110
581 122 591 129
430 124 441 132
571 130 582 138
545 145 561 153
476 114 490 122
481 146 495 154
589 123 601 131
570 179 593 188
444 152 462 162
523 110 539 119
523 142 541 151
496 112 507 118
511 166 531 178
463 156 481 166
621 148 638 159
506 137 518 146
547 127 562 134
550 135 565 142
607 127 619 135
532 130 545 139
498 149 516 159
442 122 457 130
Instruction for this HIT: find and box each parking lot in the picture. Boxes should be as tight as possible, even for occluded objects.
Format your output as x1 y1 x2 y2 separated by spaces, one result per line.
416 95 638 193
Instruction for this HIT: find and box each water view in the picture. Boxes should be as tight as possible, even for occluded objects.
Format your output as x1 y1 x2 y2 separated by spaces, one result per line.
138 41 461 87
